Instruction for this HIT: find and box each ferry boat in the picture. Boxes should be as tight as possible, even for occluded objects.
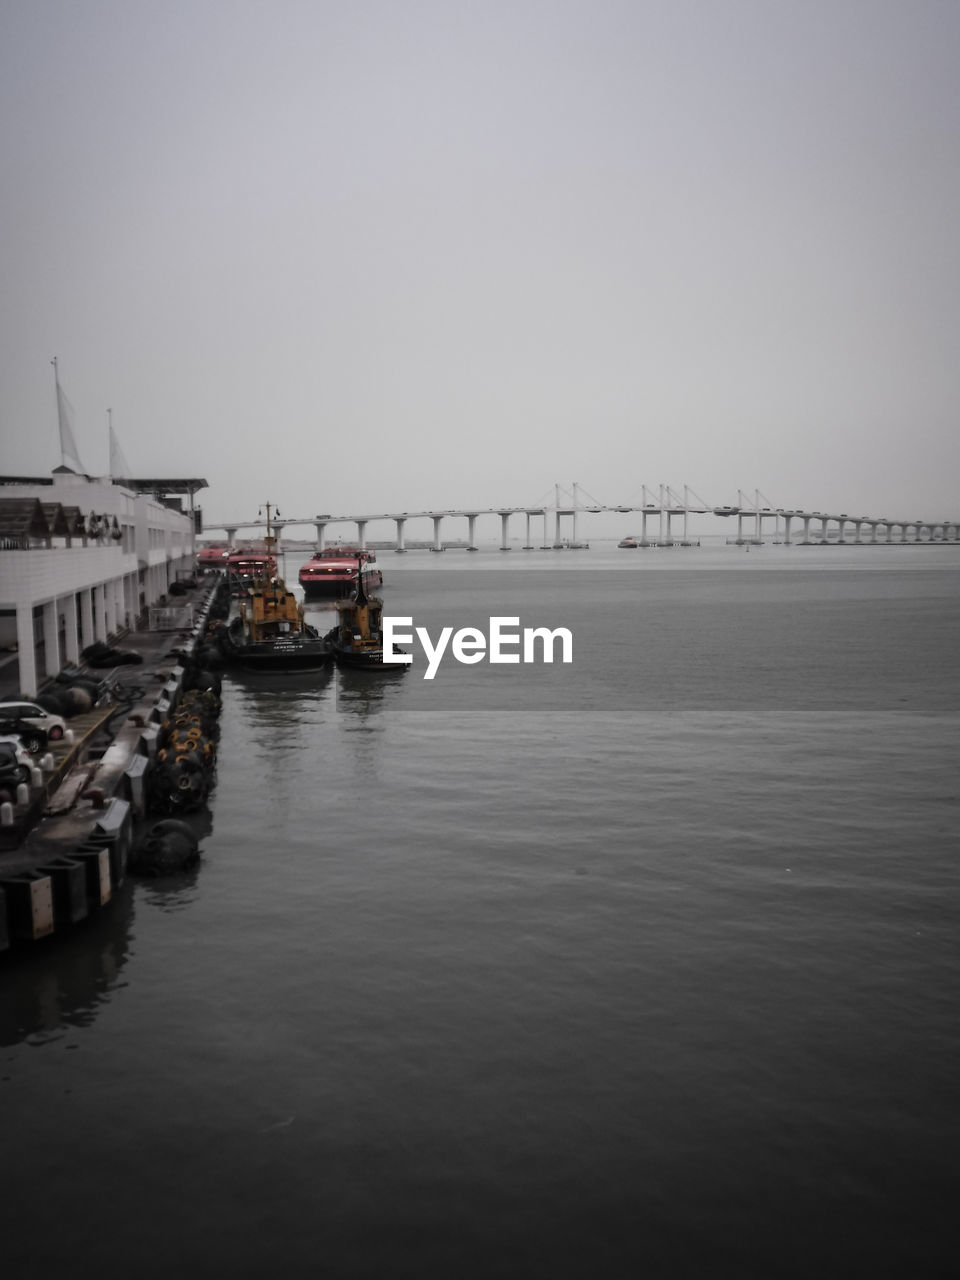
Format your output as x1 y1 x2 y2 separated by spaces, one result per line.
299 547 383 600
197 543 230 569
225 545 278 594
324 573 406 671
218 508 332 671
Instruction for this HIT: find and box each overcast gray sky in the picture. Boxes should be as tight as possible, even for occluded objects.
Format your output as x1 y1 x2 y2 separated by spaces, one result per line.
2 0 958 529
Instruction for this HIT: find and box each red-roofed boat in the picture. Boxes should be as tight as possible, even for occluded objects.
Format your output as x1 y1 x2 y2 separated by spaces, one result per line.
225 545 278 594
197 543 230 569
298 547 383 600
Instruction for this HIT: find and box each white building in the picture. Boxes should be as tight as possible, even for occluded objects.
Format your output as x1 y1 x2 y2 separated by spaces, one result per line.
0 469 206 697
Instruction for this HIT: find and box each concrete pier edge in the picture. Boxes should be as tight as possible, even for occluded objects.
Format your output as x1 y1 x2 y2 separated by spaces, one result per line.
0 576 222 952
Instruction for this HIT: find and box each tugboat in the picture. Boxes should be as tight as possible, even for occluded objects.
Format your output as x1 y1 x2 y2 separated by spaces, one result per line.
218 505 332 672
325 571 407 671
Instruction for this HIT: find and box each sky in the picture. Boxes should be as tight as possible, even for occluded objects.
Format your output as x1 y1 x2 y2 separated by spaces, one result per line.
1 0 958 534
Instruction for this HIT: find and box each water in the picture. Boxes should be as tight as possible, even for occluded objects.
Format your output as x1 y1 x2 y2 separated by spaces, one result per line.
2 545 959 1278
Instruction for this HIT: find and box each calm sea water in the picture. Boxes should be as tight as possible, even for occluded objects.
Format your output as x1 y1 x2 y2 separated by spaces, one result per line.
2 544 959 1278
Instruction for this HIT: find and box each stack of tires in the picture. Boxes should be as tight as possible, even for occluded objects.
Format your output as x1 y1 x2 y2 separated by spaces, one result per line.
148 689 221 814
37 669 104 719
81 641 144 668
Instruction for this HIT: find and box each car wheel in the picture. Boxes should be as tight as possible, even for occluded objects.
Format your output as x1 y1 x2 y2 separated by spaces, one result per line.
22 734 44 754
48 726 64 740
16 765 31 786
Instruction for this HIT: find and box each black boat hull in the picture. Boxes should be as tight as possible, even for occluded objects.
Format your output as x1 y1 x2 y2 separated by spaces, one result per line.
219 636 333 672
300 572 383 601
329 641 408 672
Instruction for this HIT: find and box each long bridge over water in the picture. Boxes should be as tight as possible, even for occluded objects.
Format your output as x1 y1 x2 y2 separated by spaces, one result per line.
204 484 960 551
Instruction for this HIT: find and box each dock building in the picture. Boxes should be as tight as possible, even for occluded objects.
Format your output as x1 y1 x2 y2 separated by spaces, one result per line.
0 469 206 698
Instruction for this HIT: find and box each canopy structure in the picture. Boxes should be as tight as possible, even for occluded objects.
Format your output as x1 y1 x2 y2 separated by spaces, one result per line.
0 497 51 547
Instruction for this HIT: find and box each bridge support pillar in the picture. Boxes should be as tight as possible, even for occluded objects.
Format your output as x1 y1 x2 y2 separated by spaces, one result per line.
466 514 478 551
314 521 327 552
223 525 239 549
783 515 793 545
356 520 367 551
523 512 533 550
394 517 406 552
640 511 649 546
500 512 511 550
431 515 444 552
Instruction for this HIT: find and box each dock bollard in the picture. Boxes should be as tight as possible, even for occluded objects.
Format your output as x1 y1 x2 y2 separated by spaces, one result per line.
17 784 29 806
41 753 55 772
65 729 75 745
30 768 43 789
1 801 13 826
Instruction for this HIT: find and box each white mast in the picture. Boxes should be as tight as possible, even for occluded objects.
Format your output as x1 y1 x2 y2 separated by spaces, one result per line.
51 356 86 473
108 407 131 479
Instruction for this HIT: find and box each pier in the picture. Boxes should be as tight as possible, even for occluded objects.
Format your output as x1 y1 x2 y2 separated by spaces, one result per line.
0 576 222 952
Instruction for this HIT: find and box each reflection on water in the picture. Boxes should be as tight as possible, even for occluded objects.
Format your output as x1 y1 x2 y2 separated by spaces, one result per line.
0 881 135 1047
335 667 407 722
0 798 220 1047
138 865 202 914
225 665 335 730
226 661 409 728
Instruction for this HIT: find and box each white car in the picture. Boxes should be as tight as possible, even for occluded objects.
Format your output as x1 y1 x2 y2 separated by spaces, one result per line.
0 700 67 742
0 734 35 772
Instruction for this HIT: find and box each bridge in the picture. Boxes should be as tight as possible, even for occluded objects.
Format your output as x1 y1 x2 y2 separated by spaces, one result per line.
203 484 960 551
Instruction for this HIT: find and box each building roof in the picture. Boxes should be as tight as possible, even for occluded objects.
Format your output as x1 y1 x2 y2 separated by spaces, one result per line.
0 497 51 541
40 502 72 537
0 474 208 495
60 505 87 537
113 477 208 496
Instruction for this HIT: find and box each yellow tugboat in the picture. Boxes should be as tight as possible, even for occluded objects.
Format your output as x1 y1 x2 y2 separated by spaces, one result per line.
218 504 332 671
325 571 407 671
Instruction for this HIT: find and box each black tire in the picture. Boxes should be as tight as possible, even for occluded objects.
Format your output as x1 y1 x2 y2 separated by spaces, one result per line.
48 725 64 741
15 765 31 786
21 733 44 754
36 691 69 715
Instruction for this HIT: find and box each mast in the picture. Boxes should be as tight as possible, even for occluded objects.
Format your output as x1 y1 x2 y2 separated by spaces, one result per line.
353 557 369 606
51 356 86 474
259 502 285 610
